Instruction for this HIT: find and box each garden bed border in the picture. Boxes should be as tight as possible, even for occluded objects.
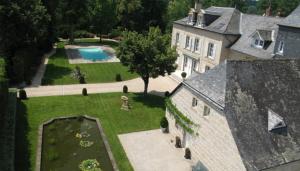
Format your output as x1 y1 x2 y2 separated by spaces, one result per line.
35 115 119 171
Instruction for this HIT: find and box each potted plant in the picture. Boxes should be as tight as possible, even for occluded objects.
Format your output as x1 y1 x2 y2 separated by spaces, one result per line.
181 72 187 79
160 116 169 133
184 148 191 159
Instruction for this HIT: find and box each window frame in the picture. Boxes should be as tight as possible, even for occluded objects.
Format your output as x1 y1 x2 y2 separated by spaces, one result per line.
278 41 284 54
194 38 200 52
185 36 190 49
175 33 180 45
207 43 216 59
203 105 210 116
192 97 198 108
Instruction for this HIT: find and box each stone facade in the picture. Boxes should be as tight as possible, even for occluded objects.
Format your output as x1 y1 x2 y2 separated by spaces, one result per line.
171 24 237 76
166 86 246 171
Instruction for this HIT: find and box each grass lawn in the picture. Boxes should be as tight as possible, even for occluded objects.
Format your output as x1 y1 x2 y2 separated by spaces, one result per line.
42 40 138 85
15 93 166 171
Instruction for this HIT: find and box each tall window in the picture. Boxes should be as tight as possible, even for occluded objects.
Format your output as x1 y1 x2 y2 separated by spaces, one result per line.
203 106 210 116
192 60 197 71
207 43 215 58
192 98 198 107
194 38 200 52
175 33 180 45
185 36 190 49
278 41 284 54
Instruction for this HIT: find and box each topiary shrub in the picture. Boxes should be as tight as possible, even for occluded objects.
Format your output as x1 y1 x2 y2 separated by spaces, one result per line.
181 72 187 79
79 76 86 84
175 136 181 148
184 148 191 159
160 117 169 133
123 85 128 93
165 91 170 97
82 88 88 96
19 89 27 100
115 74 122 82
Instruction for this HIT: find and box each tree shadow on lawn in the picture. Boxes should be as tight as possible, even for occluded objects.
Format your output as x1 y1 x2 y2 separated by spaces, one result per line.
131 93 165 110
42 64 72 85
15 100 31 171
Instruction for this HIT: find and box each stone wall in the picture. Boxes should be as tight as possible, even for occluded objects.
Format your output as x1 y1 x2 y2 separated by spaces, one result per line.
166 86 246 171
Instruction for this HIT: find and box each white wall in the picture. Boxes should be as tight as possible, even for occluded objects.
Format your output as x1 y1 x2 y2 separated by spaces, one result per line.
166 86 246 171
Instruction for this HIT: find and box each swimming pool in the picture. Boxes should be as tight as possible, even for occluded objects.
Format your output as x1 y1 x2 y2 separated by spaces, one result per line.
78 48 110 61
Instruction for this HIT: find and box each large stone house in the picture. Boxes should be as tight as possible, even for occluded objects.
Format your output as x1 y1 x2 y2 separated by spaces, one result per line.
172 0 300 76
166 59 300 171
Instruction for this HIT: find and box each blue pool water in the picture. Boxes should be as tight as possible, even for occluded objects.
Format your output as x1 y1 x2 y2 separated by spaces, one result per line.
78 48 110 61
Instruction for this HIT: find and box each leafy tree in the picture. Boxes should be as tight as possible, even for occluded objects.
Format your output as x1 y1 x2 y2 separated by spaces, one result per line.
165 0 191 32
89 0 117 42
116 0 142 30
257 0 300 16
117 27 177 94
55 0 89 43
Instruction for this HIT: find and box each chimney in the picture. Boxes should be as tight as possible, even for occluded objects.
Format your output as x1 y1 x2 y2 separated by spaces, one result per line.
194 0 203 12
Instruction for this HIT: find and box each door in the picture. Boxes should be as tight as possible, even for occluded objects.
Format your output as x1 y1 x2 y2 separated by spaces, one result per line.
183 56 193 75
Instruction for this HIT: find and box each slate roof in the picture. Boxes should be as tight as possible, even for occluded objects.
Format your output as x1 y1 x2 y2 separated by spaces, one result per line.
174 7 241 35
230 14 282 59
224 59 300 171
280 4 300 28
183 62 226 109
178 59 300 170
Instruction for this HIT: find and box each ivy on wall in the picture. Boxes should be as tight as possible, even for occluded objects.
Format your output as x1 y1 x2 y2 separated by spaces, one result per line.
165 98 198 135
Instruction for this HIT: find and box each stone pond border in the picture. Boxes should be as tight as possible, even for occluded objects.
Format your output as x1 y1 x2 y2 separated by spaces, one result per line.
35 115 119 171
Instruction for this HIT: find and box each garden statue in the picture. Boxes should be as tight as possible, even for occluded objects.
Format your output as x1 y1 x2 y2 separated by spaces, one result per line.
121 96 130 111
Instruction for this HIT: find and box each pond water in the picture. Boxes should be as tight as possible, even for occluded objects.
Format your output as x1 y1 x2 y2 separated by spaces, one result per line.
41 117 114 171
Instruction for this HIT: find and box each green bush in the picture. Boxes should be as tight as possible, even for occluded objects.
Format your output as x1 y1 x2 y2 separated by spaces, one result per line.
108 28 122 39
165 91 170 97
160 116 169 128
0 57 8 117
115 74 122 82
181 72 187 79
74 30 95 38
19 89 27 100
123 85 128 93
82 88 88 96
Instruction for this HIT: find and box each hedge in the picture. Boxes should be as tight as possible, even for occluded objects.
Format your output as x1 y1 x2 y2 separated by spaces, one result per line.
0 58 8 118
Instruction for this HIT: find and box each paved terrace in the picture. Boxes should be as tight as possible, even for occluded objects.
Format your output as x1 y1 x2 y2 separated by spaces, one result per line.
119 129 193 171
25 76 179 97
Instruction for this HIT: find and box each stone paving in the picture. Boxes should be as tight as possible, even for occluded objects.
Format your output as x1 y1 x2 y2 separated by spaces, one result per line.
25 76 179 97
118 129 192 171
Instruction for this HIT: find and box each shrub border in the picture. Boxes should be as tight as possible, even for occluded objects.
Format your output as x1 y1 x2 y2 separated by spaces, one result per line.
35 115 119 171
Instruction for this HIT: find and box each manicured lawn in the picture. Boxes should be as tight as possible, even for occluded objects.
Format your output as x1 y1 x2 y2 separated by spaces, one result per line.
15 93 166 171
42 40 138 85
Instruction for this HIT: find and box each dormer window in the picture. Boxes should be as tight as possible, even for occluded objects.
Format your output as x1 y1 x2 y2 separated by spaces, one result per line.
278 41 284 54
254 39 264 48
268 109 286 132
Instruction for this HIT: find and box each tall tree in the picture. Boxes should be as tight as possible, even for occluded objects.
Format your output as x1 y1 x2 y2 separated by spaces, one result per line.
56 0 89 43
89 0 117 42
165 0 191 32
257 0 300 16
117 27 177 94
116 0 142 31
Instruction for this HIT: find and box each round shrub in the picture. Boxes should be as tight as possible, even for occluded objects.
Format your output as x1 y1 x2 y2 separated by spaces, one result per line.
79 76 86 84
181 72 187 79
184 148 191 159
19 89 27 100
115 74 122 82
123 85 128 93
82 88 88 96
175 136 181 148
165 91 170 97
160 117 169 128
